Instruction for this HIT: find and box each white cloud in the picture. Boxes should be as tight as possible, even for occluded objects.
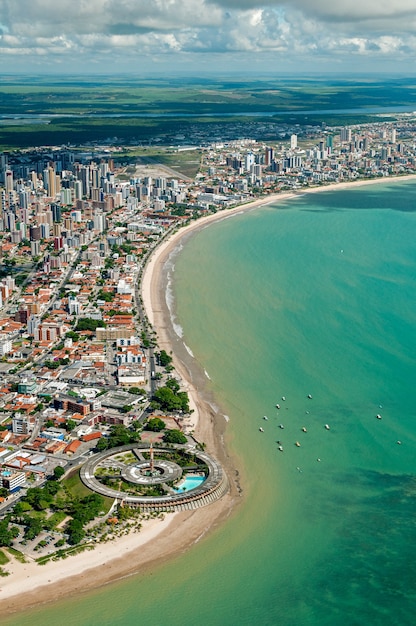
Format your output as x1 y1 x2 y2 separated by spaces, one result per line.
1 0 416 71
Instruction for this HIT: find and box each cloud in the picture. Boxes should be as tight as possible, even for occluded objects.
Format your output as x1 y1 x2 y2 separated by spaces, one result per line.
1 0 416 71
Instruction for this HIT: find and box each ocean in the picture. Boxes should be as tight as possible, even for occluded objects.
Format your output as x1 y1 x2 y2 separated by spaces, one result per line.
5 179 416 626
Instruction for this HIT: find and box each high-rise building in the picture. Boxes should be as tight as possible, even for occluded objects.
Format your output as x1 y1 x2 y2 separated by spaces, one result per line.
5 170 13 193
340 128 352 142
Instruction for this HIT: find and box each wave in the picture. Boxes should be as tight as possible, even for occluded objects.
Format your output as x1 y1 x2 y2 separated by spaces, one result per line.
183 342 195 358
165 245 184 338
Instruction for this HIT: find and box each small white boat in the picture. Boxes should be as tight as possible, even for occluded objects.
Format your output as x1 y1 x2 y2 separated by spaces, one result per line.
376 414 382 420
302 427 307 433
325 424 330 430
278 445 283 451
259 427 264 432
307 394 312 399
282 396 286 401
263 415 268 420
397 440 402 445
295 441 301 447
276 404 280 409
279 424 284 429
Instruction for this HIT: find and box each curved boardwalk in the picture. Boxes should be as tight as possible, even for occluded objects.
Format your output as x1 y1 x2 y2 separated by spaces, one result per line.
80 443 228 512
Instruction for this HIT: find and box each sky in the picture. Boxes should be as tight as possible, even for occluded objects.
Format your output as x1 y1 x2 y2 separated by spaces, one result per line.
1 0 416 75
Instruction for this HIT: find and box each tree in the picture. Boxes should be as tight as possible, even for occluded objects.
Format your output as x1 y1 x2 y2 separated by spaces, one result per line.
75 318 106 332
128 387 146 396
0 519 13 547
146 417 166 432
165 378 180 393
163 429 187 444
53 466 65 480
96 438 109 452
65 419 77 432
159 350 172 367
153 387 182 412
66 518 85 545
23 516 43 540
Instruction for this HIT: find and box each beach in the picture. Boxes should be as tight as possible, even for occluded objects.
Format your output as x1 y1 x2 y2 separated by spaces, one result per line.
1 173 416 617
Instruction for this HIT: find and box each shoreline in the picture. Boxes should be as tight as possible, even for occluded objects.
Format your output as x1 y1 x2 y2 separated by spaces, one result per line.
1 173 416 616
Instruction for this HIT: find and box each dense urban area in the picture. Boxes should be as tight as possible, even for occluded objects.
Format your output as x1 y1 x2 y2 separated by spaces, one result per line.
0 113 415 570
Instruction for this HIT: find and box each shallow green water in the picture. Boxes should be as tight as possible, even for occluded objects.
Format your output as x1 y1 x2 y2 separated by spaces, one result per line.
5 180 416 626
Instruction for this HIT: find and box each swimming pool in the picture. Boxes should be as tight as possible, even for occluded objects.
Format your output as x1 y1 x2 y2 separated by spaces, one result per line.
174 475 206 493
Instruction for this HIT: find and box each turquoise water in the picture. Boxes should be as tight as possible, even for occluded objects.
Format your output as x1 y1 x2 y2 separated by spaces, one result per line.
174 475 206 492
4 179 416 626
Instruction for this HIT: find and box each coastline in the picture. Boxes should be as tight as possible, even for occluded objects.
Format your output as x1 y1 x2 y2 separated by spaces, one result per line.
1 173 416 616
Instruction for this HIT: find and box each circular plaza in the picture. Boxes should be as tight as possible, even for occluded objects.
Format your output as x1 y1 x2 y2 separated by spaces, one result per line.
80 443 228 512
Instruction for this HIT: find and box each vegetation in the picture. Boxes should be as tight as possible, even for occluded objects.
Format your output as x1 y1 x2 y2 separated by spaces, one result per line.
44 357 70 369
97 289 115 302
163 429 187 445
53 466 65 480
158 350 172 367
75 318 106 332
128 387 146 396
0 76 408 150
145 417 166 432
95 424 141 452
150 380 189 414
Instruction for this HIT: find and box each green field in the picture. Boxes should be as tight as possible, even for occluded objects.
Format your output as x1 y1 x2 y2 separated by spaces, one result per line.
0 75 413 149
1 75 416 115
62 470 113 514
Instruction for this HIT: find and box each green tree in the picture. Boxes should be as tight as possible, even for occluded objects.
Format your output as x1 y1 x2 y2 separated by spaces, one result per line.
128 387 146 396
75 318 106 332
53 466 65 480
65 419 77 432
163 429 187 444
66 518 85 545
0 520 13 547
96 438 108 452
165 378 180 393
159 350 172 367
23 516 43 540
152 387 181 412
146 417 166 432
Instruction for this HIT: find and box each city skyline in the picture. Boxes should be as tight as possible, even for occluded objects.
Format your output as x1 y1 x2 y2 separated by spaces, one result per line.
1 1 416 75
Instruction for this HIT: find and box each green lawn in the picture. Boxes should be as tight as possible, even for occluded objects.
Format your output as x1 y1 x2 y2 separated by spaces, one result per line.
0 549 10 565
62 470 95 499
63 470 114 514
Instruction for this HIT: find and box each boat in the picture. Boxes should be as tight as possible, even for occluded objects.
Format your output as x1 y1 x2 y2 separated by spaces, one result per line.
325 424 330 430
279 424 284 429
295 441 301 447
278 445 283 451
376 414 382 420
276 404 280 409
259 427 264 432
301 427 307 432
307 394 312 399
263 415 268 420
282 396 286 401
